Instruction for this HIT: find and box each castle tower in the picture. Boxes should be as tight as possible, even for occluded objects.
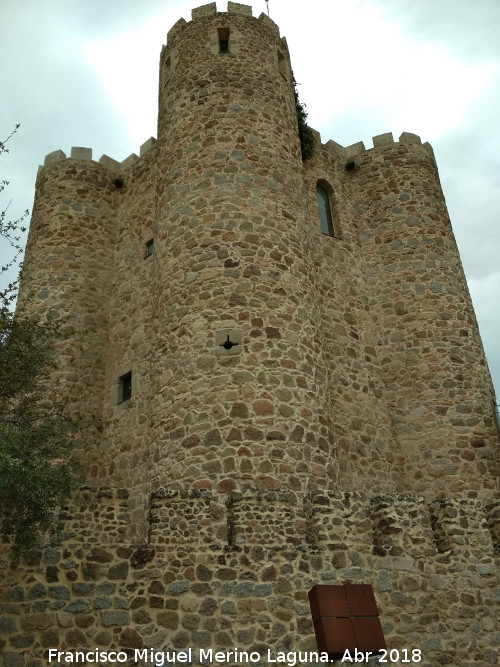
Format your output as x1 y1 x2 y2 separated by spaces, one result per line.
3 4 498 665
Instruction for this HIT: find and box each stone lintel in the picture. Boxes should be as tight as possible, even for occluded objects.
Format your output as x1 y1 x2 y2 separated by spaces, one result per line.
71 147 92 161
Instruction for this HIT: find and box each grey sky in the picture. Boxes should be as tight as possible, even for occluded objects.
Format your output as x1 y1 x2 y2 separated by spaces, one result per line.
1 0 499 398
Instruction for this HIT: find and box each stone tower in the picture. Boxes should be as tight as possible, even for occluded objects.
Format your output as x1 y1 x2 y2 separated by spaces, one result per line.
2 3 499 665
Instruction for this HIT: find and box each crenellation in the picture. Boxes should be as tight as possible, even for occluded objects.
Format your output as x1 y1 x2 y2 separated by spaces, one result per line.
99 154 121 171
6 5 499 664
430 499 495 556
43 149 66 165
227 490 296 547
324 138 346 158
120 152 139 169
139 136 157 157
372 132 394 147
371 495 435 559
149 489 213 546
399 131 422 145
306 491 371 555
191 2 217 20
257 12 280 35
344 140 366 158
166 17 187 43
227 1 252 16
58 487 130 545
70 146 92 160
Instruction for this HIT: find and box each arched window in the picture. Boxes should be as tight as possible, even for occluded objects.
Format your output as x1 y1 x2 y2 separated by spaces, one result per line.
316 183 334 236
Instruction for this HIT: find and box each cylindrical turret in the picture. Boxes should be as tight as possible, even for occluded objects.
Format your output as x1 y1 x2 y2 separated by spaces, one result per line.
355 135 499 498
146 3 337 497
18 151 118 449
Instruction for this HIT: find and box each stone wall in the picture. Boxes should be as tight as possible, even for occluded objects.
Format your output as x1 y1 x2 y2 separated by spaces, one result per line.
1 489 499 666
9 3 500 666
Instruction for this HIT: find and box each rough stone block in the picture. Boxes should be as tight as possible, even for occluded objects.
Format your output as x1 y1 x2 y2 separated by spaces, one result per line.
228 2 252 16
258 12 280 35
325 139 345 157
307 491 370 552
149 489 212 545
371 494 435 558
70 146 92 160
99 154 121 171
167 17 187 44
120 153 139 170
228 490 295 546
399 131 422 145
44 149 66 165
344 141 365 158
372 132 394 147
139 136 157 157
430 499 494 555
191 3 216 20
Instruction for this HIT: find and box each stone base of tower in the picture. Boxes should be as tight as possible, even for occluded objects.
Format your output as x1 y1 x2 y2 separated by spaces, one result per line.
1 488 498 666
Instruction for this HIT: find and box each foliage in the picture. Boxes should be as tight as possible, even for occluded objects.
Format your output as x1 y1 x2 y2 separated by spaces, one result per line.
0 312 81 553
293 78 315 161
0 127 81 554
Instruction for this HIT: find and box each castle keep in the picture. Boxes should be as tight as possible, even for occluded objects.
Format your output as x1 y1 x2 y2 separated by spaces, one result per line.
1 3 499 665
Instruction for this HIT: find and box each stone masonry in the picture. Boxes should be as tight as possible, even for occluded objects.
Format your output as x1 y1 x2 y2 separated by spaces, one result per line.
1 2 499 666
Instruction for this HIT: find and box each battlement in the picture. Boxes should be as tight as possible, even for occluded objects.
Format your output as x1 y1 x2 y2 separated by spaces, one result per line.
38 137 158 177
37 129 434 184
313 130 435 161
56 487 499 561
166 3 280 45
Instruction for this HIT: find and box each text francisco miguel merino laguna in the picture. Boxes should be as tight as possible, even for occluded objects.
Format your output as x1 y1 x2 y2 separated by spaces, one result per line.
48 648 334 665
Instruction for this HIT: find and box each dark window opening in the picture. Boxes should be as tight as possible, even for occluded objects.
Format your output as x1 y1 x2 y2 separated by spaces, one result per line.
145 239 154 258
493 402 500 437
317 183 334 236
218 27 230 53
119 372 132 403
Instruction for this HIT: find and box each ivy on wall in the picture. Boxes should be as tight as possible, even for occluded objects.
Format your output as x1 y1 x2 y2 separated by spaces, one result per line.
293 77 315 161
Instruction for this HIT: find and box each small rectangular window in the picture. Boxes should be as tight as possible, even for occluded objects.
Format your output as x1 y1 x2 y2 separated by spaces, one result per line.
218 27 230 53
317 184 334 236
119 372 132 403
145 239 154 258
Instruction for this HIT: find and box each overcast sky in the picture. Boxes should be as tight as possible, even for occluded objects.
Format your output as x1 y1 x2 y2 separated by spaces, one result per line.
1 0 499 399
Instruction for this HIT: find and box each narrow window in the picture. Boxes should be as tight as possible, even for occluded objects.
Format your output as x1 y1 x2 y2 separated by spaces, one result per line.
119 372 132 403
278 50 286 79
218 27 230 53
145 239 154 258
316 184 334 236
494 402 500 437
